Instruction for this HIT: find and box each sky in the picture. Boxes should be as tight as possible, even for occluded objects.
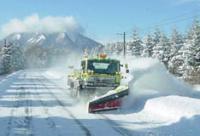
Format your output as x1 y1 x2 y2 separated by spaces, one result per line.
0 0 200 42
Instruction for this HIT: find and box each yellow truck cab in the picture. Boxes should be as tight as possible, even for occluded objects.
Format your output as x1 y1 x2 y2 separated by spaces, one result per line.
68 54 122 97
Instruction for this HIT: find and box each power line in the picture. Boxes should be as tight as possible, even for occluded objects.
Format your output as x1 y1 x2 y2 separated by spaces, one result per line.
154 9 199 24
113 12 200 43
141 13 200 34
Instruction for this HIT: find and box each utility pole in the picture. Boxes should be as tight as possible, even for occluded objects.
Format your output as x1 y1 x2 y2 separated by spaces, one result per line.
117 32 126 58
123 32 126 58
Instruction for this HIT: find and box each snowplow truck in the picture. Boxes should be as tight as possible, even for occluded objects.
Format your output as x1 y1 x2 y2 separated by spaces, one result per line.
67 54 129 113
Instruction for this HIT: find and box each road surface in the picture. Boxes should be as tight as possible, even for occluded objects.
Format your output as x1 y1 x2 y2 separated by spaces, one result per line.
0 69 200 136
0 70 133 136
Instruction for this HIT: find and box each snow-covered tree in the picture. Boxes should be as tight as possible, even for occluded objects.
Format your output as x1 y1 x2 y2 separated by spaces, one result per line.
152 28 162 58
168 45 187 76
1 42 12 73
170 28 184 56
0 41 25 73
0 47 3 74
142 34 154 57
168 28 185 76
187 19 200 68
129 30 143 56
152 33 171 67
10 46 24 71
152 28 162 46
181 19 200 81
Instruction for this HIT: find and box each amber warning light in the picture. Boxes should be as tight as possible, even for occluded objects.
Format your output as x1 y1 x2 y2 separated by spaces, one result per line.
99 53 107 59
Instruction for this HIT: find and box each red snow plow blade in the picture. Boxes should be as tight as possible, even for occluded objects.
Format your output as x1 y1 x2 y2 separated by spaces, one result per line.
88 85 129 113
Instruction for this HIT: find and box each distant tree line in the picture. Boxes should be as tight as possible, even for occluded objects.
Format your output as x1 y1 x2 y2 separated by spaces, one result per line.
0 40 70 74
104 19 200 84
0 41 24 74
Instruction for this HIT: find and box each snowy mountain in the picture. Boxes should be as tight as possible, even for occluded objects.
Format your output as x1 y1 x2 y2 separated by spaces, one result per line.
0 32 103 69
0 32 102 52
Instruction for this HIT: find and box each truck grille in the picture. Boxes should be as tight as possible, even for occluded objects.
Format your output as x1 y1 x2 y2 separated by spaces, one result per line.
85 77 118 87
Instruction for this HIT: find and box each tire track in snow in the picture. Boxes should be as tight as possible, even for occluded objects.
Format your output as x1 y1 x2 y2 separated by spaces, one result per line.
19 74 33 136
17 79 33 136
5 89 20 136
37 76 91 136
98 114 133 136
31 78 62 136
42 74 133 136
6 73 33 136
42 73 134 136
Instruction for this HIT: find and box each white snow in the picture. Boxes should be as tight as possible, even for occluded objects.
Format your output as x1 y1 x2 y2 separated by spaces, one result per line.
123 57 191 95
194 85 200 92
143 95 200 121
27 38 35 43
36 35 46 43
56 33 66 42
27 35 46 43
0 56 199 136
14 34 21 40
43 56 200 136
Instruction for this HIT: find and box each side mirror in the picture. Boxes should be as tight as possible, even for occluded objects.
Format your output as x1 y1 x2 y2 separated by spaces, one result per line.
125 64 129 73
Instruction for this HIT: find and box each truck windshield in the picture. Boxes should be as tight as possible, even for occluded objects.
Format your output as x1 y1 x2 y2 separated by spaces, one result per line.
86 60 119 74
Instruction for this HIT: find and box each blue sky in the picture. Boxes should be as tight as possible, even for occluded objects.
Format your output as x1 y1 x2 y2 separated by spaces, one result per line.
0 0 200 42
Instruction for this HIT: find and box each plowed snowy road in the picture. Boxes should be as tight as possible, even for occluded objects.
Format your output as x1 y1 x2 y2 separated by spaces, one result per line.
0 69 200 136
0 70 132 136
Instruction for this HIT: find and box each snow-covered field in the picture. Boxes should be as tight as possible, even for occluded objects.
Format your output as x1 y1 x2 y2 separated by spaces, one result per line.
0 57 199 136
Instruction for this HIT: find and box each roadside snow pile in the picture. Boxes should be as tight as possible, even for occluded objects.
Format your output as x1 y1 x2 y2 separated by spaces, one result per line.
144 95 200 121
0 71 21 93
120 57 192 96
194 85 200 92
119 56 194 110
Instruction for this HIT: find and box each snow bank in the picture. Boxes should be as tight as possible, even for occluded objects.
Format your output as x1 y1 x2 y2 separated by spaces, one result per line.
117 56 194 110
144 95 200 121
124 57 192 96
194 85 200 92
0 71 21 94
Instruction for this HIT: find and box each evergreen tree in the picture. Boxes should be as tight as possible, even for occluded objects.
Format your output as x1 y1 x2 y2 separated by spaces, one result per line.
130 30 143 56
152 28 162 58
10 46 24 71
0 47 3 74
152 33 171 67
142 34 154 57
168 45 186 76
152 28 162 46
168 28 185 76
1 42 12 73
187 19 200 68
182 19 200 81
170 28 184 56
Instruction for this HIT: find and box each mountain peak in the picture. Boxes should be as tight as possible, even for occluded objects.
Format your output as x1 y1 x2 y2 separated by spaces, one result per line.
1 32 102 52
